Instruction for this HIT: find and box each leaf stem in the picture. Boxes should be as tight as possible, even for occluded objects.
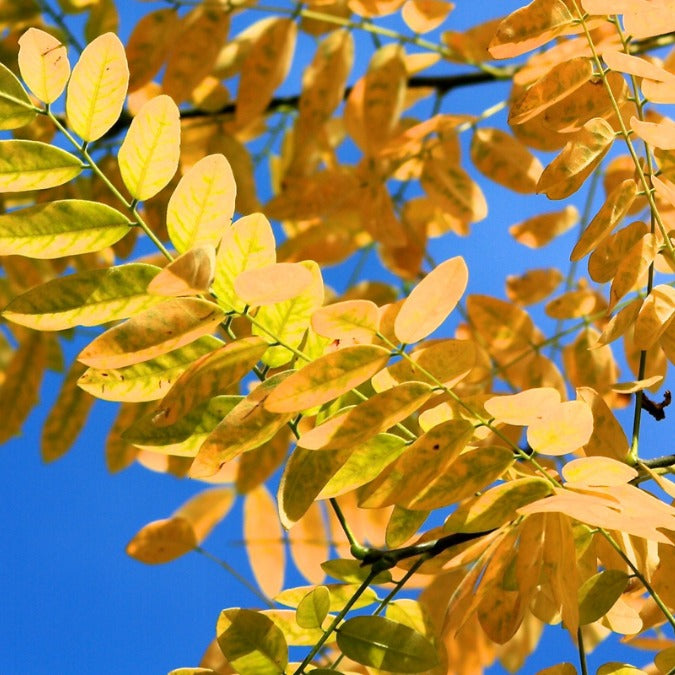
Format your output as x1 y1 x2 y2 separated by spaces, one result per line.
577 626 588 675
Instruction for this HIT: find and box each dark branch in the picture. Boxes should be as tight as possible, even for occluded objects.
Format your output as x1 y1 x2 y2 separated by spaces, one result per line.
640 390 671 421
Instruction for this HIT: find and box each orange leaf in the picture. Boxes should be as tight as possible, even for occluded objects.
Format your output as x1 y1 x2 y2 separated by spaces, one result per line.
126 517 197 564
147 245 216 296
244 484 285 597
588 220 648 284
509 206 578 248
234 263 315 306
633 285 675 349
264 345 391 413
576 387 630 461
609 233 656 309
394 256 468 344
77 298 226 369
401 0 453 34
311 300 379 343
630 116 675 150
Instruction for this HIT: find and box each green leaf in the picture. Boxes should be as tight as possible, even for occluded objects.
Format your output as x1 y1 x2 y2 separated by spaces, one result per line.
0 200 132 258
578 569 629 625
296 586 330 629
336 616 438 673
2 263 163 330
0 140 83 192
216 608 288 675
275 583 380 611
122 396 241 456
0 61 37 129
77 336 223 402
320 559 392 585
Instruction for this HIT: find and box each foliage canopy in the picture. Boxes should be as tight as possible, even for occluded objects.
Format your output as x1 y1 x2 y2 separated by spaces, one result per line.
1 0 675 672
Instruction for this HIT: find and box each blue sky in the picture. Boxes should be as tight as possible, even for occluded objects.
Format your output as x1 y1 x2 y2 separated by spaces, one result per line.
0 1 672 673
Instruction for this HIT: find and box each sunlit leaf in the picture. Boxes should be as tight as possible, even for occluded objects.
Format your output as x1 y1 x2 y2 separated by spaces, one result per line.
212 213 276 313
2 263 162 330
0 62 37 129
336 616 438 672
264 345 391 413
190 371 294 478
510 58 593 125
166 154 236 254
311 300 379 343
633 285 675 350
244 484 285 598
509 206 578 248
588 220 648 284
148 245 216 297
485 387 561 426
217 608 288 675
506 268 563 305
562 456 637 486
537 118 615 199
489 0 574 60
296 586 330 629
545 289 598 320
287 501 328 585
235 263 314 307
152 337 267 426
576 387 630 461
77 336 222 403
77 298 226 369
0 199 132 258
298 382 432 450
630 116 675 150
609 233 656 309
0 139 82 192
18 27 70 104
276 583 380 611
570 179 638 261
118 94 180 201
394 256 468 344
527 400 593 456
261 609 325 647
66 32 128 141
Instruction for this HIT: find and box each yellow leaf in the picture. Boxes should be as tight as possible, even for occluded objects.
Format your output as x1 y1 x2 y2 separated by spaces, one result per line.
360 419 473 508
174 487 235 544
545 289 598 320
509 57 593 125
489 0 574 60
372 338 475 391
264 344 391 413
593 297 643 348
162 6 230 105
126 516 197 564
85 0 119 43
234 263 314 307
252 260 325 368
401 0 453 33
506 268 563 305
394 256 468 344
445 478 553 534
562 456 637 486
633 285 675 350
611 375 663 393
126 8 180 92
622 1 675 40
576 387 629 461
295 585 330 628
0 61 38 130
509 206 578 248
0 139 83 192
603 48 675 82
527 400 594 456
485 387 561 426
147 245 216 297
344 43 407 154
42 360 93 463
537 118 615 200
77 336 222 403
298 382 433 450
212 212 276 313
630 116 675 150
105 402 147 472
18 27 70 104
311 300 379 343
236 428 290 494
0 199 132 259
588 220 648 284
66 32 128 142
77 297 225 369
609 233 656 309
570 179 638 261
563 327 619 399
236 18 297 128
152 336 268 426
118 94 180 201
421 147 487 223
190 371 294 478
471 127 543 193
2 263 163 330
167 154 236 253
244 484 285 598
